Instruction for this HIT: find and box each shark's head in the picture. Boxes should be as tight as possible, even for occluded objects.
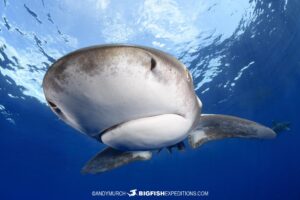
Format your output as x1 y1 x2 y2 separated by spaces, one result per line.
43 45 201 150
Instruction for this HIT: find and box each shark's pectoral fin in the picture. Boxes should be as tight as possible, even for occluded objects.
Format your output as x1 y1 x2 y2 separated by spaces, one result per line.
188 114 276 149
81 147 152 174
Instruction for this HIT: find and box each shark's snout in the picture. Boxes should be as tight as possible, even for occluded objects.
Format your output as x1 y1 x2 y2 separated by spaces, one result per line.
43 45 200 149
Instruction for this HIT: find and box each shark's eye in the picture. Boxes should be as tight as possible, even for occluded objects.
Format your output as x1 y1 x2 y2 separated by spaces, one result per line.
47 100 63 115
48 101 57 108
150 58 156 71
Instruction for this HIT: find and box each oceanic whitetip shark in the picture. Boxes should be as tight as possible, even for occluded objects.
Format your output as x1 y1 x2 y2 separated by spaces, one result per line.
42 45 276 174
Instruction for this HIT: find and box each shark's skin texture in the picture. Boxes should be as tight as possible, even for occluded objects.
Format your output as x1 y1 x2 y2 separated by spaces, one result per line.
43 45 277 174
43 45 200 151
188 114 276 149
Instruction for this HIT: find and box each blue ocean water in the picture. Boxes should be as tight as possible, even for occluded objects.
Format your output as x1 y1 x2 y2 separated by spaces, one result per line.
1 0 300 199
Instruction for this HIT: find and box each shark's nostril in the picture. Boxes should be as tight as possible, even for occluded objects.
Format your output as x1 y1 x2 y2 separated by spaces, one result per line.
150 58 156 71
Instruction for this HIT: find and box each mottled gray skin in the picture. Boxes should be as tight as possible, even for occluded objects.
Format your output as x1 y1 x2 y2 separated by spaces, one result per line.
81 147 152 174
43 44 277 174
43 45 199 145
188 114 276 148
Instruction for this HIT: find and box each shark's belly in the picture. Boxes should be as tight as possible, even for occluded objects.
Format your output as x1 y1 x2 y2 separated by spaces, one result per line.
101 114 191 151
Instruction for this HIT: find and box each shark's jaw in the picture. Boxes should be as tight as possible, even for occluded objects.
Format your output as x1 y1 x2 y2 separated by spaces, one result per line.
43 45 200 149
100 113 192 151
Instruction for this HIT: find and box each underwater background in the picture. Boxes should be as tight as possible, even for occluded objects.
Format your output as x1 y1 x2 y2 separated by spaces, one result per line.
1 0 299 199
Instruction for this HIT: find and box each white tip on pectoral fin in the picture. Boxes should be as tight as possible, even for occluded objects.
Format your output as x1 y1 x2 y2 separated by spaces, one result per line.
81 147 152 174
189 114 276 149
188 130 210 149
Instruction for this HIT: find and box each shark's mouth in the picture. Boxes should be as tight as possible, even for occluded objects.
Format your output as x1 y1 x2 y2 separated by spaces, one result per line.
96 113 189 151
94 113 185 143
